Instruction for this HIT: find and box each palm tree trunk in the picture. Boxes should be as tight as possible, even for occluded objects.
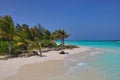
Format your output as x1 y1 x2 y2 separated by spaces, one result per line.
61 38 64 53
63 38 64 47
59 38 65 54
8 40 12 55
38 49 42 57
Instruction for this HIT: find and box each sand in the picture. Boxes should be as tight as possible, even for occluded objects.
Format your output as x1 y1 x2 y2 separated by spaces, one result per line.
0 47 91 80
4 60 105 80
5 60 67 80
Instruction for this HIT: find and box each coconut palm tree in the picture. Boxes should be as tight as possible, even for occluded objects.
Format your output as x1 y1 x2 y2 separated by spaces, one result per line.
53 29 70 54
0 15 15 55
14 24 31 50
21 24 34 40
27 24 44 57
42 29 56 47
14 30 28 50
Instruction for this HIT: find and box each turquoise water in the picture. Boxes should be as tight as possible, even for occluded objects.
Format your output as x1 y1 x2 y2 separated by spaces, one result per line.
63 41 120 80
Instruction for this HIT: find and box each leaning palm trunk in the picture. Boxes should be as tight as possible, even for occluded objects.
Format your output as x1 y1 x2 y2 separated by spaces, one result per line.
37 43 43 57
61 39 64 51
60 38 65 54
38 49 42 57
8 40 12 55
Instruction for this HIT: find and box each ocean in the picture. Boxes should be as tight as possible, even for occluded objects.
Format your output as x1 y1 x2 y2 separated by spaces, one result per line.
58 41 120 80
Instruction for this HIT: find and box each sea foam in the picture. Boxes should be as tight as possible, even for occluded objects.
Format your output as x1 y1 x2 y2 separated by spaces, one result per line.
65 62 88 76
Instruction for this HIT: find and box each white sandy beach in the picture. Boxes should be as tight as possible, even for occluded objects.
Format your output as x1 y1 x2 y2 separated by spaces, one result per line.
0 47 91 80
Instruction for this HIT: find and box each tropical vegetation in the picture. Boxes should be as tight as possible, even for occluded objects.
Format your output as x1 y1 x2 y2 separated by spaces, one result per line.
0 15 71 58
52 30 70 54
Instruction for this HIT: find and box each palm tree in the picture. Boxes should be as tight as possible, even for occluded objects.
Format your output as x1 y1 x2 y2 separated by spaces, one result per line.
21 24 34 40
14 24 30 50
0 15 15 55
14 30 28 50
53 29 70 54
27 24 44 57
42 29 56 47
43 29 51 39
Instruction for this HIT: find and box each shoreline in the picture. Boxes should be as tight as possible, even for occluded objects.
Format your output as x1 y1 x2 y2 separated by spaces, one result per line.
4 46 106 80
0 46 91 80
5 60 108 80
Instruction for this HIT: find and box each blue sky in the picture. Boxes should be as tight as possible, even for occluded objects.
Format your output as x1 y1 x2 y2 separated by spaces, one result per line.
0 0 120 40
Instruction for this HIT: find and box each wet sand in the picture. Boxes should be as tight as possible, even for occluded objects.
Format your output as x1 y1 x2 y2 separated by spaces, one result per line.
4 47 109 80
5 59 108 80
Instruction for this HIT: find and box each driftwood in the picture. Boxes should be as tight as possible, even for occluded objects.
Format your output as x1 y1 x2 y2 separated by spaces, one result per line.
18 51 38 57
0 55 14 60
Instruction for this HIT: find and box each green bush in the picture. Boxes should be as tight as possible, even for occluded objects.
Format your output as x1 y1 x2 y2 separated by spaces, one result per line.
11 41 23 57
0 41 9 55
42 40 57 48
42 40 50 47
0 41 26 56
57 44 79 49
64 45 79 49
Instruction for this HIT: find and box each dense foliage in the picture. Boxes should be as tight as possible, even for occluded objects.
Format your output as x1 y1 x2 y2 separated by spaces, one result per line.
0 15 70 57
0 41 8 54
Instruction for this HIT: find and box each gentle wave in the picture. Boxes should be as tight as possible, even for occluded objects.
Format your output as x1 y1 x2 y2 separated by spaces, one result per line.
63 41 120 80
64 48 103 67
65 62 88 76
